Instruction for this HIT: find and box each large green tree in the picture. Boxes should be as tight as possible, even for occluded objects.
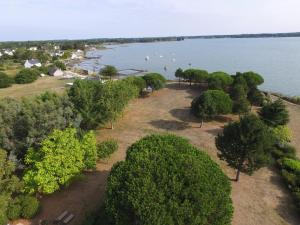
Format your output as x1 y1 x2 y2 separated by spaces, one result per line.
0 92 80 160
23 128 97 194
216 114 273 181
259 99 289 127
191 90 233 127
104 134 233 225
68 79 104 130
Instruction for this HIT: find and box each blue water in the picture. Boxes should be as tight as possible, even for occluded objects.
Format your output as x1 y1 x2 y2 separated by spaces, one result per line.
78 38 300 96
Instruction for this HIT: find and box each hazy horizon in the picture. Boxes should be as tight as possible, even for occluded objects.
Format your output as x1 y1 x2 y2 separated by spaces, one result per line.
1 0 300 42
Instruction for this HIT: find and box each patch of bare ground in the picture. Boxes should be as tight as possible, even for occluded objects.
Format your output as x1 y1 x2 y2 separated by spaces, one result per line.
22 82 299 225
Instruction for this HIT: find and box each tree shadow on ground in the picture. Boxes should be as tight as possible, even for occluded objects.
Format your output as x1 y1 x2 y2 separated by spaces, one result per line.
268 167 300 225
31 170 110 225
205 127 223 136
169 108 200 123
166 83 202 99
149 119 192 131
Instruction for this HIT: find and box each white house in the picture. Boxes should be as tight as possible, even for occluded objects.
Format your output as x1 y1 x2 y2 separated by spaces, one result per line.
29 47 38 51
54 46 60 50
4 50 14 56
71 52 83 60
0 52 2 57
24 59 42 68
48 67 64 77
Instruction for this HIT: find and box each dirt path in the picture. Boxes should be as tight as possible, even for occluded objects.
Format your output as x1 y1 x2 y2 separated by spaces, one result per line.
25 83 299 225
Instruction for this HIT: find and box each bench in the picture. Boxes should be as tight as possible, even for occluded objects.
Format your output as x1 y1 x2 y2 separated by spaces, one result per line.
63 214 74 224
56 211 68 222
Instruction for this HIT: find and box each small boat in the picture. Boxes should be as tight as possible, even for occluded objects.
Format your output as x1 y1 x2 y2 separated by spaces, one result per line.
164 66 167 71
159 55 164 58
172 58 176 62
145 56 150 61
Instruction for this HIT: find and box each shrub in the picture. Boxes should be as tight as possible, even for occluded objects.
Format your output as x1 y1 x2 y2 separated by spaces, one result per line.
20 195 40 219
142 73 166 90
54 61 66 70
281 158 300 174
104 134 233 225
272 144 296 160
15 68 39 84
97 140 118 159
7 198 22 220
123 76 146 95
0 72 14 88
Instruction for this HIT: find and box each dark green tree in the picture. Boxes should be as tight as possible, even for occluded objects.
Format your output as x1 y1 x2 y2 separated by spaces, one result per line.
248 88 264 106
0 72 14 88
241 71 264 89
259 99 289 127
99 65 118 80
104 134 233 225
174 68 184 85
233 97 250 116
208 72 233 90
191 90 233 127
15 68 39 84
216 114 274 181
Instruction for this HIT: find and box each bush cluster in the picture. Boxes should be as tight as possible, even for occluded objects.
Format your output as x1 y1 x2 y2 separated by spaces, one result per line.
0 72 14 88
97 139 118 159
15 68 39 84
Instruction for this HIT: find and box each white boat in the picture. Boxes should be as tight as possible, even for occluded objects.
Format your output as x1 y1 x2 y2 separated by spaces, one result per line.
145 56 150 61
159 55 163 58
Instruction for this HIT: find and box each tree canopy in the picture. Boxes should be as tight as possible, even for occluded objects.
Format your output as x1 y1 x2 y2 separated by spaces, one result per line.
142 73 166 90
104 134 233 225
207 71 233 90
99 65 118 80
216 114 274 181
0 92 80 160
191 90 232 125
23 128 97 194
259 99 289 127
15 68 39 84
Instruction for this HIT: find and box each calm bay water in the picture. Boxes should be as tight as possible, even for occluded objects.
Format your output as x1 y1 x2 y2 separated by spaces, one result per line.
78 38 300 96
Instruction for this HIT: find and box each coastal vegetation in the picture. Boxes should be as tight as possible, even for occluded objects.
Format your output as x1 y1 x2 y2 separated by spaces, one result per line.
0 62 300 225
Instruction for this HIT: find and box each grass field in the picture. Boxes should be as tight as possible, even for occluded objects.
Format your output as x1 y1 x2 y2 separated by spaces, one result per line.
0 76 72 99
0 60 22 77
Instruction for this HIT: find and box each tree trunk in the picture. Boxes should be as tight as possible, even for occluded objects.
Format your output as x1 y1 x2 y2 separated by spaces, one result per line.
111 121 114 129
235 169 241 182
179 78 181 86
189 79 192 86
200 119 203 128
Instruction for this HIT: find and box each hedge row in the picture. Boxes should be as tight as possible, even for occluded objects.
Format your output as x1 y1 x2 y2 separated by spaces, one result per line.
272 144 300 209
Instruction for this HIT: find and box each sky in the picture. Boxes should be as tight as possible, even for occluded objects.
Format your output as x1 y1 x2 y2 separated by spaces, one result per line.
1 0 300 41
